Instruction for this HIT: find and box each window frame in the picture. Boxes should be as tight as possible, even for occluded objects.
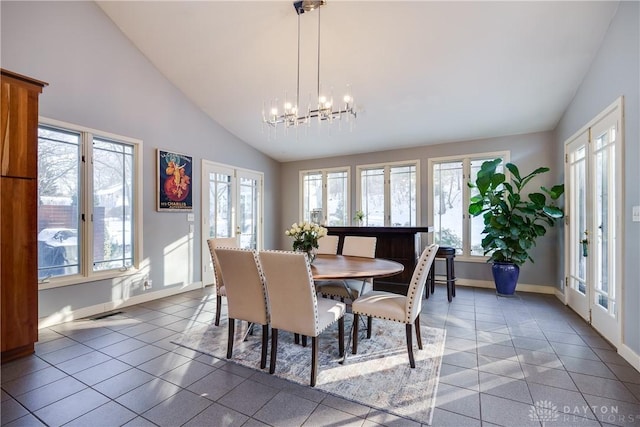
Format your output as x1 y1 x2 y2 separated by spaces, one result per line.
355 160 420 227
299 166 350 225
428 151 509 262
37 117 143 289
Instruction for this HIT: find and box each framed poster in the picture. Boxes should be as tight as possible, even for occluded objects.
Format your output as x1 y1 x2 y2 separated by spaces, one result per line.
157 149 193 211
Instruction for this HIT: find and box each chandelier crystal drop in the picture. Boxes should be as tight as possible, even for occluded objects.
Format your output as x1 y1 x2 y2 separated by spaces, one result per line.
262 0 356 137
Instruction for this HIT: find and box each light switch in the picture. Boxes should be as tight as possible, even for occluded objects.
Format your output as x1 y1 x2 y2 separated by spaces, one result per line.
633 206 640 222
187 213 194 222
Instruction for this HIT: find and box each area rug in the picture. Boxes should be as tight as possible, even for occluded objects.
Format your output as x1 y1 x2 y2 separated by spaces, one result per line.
172 316 446 425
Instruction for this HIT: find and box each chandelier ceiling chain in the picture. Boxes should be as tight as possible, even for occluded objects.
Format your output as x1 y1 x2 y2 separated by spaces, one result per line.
262 0 356 136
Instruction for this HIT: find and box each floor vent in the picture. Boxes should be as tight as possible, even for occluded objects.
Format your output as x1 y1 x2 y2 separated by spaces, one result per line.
91 311 123 320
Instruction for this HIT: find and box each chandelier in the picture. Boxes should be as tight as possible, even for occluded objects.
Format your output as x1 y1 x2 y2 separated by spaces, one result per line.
262 0 356 135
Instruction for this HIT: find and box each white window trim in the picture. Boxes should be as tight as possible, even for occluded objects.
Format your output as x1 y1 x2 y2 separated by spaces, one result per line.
428 151 509 263
299 166 351 224
38 117 143 290
355 159 420 227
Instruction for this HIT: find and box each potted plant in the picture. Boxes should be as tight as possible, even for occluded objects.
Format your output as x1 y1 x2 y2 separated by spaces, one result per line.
353 210 365 226
468 158 564 295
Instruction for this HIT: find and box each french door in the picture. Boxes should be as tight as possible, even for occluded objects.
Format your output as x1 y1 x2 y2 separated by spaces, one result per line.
565 98 623 347
201 160 263 286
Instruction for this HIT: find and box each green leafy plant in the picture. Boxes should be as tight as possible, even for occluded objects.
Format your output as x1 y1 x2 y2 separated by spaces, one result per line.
468 158 564 266
353 210 365 222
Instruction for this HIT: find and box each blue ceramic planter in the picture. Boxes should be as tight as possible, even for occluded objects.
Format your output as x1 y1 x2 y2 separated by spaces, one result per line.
492 262 520 295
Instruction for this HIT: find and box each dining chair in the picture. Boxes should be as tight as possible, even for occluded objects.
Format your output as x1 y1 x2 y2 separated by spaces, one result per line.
207 237 237 326
259 250 346 387
316 235 339 255
316 235 377 300
351 244 439 368
214 247 270 369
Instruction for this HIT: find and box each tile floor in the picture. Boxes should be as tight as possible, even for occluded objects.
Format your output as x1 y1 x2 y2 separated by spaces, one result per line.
2 286 640 427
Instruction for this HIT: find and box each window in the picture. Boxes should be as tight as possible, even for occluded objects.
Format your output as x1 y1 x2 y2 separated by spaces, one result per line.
37 118 142 286
429 152 508 259
356 161 418 227
300 168 349 225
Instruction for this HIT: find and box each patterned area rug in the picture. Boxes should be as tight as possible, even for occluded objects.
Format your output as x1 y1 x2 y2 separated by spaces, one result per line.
173 316 445 425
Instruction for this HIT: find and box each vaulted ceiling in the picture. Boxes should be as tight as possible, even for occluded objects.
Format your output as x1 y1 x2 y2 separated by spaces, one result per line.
97 1 619 162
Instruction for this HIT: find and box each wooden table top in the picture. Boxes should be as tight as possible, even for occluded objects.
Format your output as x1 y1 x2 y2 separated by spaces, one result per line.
310 254 404 280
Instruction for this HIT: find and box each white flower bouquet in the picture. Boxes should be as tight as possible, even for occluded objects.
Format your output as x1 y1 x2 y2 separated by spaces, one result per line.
285 221 328 261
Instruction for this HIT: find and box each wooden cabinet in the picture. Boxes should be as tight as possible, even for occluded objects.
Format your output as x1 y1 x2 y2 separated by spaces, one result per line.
326 226 433 294
1 69 47 363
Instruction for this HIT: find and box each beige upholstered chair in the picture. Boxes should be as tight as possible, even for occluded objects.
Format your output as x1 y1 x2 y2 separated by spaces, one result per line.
316 235 339 255
214 248 270 369
316 236 377 300
207 237 237 326
351 244 439 368
259 250 346 387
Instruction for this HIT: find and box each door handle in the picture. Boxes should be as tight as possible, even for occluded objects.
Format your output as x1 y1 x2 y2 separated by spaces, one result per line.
580 230 589 257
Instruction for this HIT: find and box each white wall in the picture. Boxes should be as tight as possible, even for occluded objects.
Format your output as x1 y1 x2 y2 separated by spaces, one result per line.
555 1 640 355
1 1 281 319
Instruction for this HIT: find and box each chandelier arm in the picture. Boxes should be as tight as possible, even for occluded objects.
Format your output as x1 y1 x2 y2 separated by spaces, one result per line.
317 4 321 102
297 10 301 112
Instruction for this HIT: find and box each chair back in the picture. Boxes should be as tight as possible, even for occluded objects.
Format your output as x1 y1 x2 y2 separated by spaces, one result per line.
342 236 376 258
214 248 269 325
207 237 237 294
316 235 339 255
258 250 319 337
405 244 439 322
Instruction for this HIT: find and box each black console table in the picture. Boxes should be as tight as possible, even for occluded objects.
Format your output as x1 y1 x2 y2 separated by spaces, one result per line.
326 226 433 294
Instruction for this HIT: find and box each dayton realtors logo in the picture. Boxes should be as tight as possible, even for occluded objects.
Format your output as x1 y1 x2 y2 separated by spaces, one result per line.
529 400 560 423
529 400 640 424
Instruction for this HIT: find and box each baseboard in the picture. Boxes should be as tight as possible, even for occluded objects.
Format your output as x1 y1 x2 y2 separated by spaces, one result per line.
38 281 203 329
618 343 640 371
452 277 557 294
554 288 567 304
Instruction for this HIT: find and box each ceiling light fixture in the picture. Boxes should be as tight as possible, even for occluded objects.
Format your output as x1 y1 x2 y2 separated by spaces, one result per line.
262 0 356 137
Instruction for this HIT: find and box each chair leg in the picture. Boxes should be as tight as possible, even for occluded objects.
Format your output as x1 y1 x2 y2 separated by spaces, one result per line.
430 264 435 294
366 316 372 339
352 313 360 354
338 317 345 357
415 315 423 350
451 258 456 297
311 336 318 387
426 265 433 299
269 328 279 374
294 333 300 344
215 295 222 326
226 318 235 359
406 323 416 368
260 324 269 369
446 258 453 303
302 335 308 347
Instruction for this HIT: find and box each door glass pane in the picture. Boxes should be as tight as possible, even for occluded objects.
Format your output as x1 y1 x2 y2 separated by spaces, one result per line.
239 176 258 249
361 168 385 226
37 126 81 279
209 172 233 238
302 172 322 222
433 161 463 253
570 147 587 295
327 170 348 226
92 138 134 271
593 128 615 311
390 165 416 226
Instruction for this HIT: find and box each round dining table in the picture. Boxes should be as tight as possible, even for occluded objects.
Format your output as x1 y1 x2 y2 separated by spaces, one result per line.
311 254 404 281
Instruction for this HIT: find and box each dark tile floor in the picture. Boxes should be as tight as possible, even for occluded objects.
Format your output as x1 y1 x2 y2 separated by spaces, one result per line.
2 286 640 426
